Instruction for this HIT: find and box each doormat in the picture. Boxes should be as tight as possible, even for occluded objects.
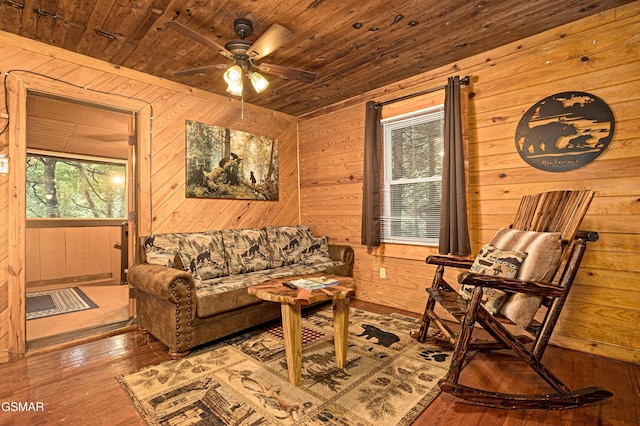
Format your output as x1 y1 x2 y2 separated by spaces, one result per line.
26 287 98 320
118 307 463 425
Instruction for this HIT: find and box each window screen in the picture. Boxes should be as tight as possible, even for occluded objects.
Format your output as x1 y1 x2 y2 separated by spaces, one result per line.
26 153 127 219
381 105 444 245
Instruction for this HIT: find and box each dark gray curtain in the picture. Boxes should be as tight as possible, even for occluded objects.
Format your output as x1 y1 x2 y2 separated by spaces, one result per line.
439 76 471 256
361 100 381 248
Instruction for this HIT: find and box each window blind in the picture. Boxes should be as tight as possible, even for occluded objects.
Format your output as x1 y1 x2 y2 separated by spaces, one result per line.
381 105 444 245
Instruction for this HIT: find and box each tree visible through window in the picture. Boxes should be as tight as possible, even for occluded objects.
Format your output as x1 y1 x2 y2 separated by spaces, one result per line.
26 154 127 219
381 105 444 245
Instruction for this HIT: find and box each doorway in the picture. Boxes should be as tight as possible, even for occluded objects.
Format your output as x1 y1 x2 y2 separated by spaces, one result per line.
5 71 152 355
25 94 133 347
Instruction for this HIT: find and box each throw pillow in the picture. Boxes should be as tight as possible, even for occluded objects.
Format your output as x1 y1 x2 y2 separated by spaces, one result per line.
296 224 315 251
222 228 273 274
177 231 228 280
493 228 563 327
301 235 332 265
490 228 563 283
264 226 305 266
460 244 528 315
143 233 181 267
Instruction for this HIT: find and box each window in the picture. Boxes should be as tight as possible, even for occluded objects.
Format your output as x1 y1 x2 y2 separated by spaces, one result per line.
26 152 127 219
381 105 444 246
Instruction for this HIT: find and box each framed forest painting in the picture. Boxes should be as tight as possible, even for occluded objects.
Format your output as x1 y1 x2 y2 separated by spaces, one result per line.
185 120 279 200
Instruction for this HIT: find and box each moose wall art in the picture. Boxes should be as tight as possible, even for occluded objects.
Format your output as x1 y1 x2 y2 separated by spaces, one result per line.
185 120 279 200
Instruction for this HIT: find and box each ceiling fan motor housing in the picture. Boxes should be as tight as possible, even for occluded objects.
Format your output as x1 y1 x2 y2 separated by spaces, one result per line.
225 39 252 57
226 18 254 60
233 18 253 38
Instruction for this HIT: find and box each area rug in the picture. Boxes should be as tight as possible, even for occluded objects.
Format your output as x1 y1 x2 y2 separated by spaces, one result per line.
118 307 459 425
26 287 98 320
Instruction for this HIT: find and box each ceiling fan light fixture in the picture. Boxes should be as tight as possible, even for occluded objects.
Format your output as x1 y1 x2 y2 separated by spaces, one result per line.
249 71 269 93
226 80 243 96
223 65 243 85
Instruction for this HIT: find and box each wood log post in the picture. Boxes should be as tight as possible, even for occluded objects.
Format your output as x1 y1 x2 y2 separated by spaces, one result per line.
444 285 482 384
417 264 445 342
332 297 350 368
281 303 302 385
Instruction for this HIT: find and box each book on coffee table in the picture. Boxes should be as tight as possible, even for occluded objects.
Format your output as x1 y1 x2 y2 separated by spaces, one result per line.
287 276 340 290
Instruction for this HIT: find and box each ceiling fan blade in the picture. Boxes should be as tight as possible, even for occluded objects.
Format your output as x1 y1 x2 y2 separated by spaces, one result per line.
246 24 293 60
174 64 228 77
164 21 233 59
258 63 317 83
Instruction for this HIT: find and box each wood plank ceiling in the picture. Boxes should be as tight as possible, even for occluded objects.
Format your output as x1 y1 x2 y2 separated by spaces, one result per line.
26 94 131 160
2 0 634 117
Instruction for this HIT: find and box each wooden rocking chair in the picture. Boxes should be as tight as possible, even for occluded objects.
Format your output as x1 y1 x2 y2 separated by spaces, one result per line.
415 190 613 409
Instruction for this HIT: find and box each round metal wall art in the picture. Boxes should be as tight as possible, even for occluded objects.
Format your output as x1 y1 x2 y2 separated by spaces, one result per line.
514 91 615 172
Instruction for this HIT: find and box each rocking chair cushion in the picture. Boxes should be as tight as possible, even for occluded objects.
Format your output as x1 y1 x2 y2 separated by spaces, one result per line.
460 244 528 314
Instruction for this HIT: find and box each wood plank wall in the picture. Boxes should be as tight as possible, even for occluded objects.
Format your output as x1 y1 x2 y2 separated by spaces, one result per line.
0 30 299 357
298 2 640 363
25 226 122 287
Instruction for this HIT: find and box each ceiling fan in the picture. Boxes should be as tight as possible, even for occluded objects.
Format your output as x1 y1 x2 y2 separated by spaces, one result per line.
165 19 317 96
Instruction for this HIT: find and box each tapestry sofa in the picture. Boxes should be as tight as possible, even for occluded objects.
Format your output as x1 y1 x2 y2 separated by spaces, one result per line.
127 225 354 357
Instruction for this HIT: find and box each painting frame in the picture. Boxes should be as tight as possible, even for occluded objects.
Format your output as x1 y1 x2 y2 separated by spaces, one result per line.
185 120 279 200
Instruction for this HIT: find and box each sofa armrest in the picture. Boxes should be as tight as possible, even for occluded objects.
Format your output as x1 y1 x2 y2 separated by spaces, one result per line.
127 263 196 303
328 244 355 277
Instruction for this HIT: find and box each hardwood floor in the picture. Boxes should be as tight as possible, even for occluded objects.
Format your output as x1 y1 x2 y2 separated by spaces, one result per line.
1 300 637 425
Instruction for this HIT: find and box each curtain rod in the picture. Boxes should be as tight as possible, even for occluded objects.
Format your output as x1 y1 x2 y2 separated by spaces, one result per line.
375 75 469 108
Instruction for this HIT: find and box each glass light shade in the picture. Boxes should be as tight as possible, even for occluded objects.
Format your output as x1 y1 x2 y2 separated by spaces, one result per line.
226 81 243 96
249 72 269 93
223 65 243 85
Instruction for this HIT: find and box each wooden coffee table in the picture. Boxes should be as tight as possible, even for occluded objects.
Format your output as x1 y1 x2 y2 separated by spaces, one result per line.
248 275 355 386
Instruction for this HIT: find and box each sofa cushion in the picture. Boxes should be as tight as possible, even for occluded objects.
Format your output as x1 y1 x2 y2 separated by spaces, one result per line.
142 233 181 267
460 244 528 315
195 260 346 317
222 228 273 274
301 235 332 265
264 225 307 266
177 231 228 280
